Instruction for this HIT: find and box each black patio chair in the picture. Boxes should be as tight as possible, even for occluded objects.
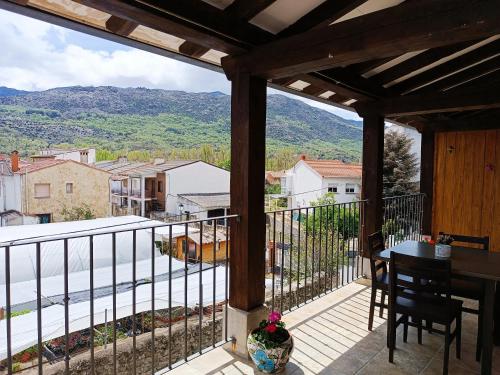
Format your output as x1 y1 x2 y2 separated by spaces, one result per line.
439 232 489 361
388 252 462 375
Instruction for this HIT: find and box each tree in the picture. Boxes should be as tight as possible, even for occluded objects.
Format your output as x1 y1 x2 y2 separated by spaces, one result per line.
60 204 96 221
383 129 419 197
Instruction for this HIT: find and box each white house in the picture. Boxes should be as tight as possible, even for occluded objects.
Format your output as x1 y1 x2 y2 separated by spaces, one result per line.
282 157 362 208
99 159 230 220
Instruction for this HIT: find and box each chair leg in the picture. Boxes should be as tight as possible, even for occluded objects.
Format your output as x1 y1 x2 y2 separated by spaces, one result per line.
368 286 376 331
443 324 451 375
476 298 484 362
426 319 433 334
417 319 423 345
456 313 462 360
403 316 408 343
389 314 396 363
379 290 386 318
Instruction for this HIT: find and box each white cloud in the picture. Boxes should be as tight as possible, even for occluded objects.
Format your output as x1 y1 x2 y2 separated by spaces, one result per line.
0 9 360 121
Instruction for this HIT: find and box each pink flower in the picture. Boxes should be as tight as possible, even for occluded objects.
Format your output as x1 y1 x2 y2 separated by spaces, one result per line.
268 311 281 324
265 323 277 333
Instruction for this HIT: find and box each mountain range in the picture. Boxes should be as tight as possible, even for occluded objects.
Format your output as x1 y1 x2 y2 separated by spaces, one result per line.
0 86 362 161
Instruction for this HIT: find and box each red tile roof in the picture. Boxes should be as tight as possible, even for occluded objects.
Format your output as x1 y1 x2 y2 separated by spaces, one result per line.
303 159 362 178
17 159 67 173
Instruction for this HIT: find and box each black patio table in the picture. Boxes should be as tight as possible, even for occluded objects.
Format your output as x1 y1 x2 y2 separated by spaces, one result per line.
374 240 500 375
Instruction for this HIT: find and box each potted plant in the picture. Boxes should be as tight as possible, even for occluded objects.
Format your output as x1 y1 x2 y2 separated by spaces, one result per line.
435 234 453 258
247 311 294 373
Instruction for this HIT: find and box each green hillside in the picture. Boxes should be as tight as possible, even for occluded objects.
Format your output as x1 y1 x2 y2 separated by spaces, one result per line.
0 86 362 168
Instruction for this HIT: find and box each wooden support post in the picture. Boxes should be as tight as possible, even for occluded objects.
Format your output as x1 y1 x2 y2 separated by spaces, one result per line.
229 72 267 311
361 112 384 256
420 129 435 235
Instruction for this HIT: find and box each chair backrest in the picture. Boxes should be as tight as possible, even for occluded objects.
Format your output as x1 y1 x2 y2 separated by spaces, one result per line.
438 232 489 251
367 231 387 283
389 252 452 306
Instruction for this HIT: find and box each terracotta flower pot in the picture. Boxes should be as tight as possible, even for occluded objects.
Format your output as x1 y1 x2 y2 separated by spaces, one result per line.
247 329 294 373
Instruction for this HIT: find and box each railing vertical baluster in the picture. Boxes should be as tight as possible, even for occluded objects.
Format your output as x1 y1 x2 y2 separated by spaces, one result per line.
199 223 203 354
336 205 340 288
112 233 117 375
318 206 323 296
288 209 293 310
184 223 188 361
272 212 276 311
280 211 285 313
356 203 361 278
64 239 70 374
331 205 335 290
311 207 316 299
296 208 301 309
132 231 137 375
168 226 173 369
224 218 229 341
347 203 352 283
90 236 95 375
36 243 42 375
342 204 346 285
304 208 309 305
324 206 329 293
151 227 156 372
5 246 12 375
212 221 216 347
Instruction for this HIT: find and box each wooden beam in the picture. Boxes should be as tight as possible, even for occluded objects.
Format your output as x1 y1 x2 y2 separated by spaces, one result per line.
134 0 272 44
301 85 326 96
295 73 374 101
359 86 500 117
75 0 246 54
222 0 500 79
361 112 384 256
391 38 500 94
420 129 435 234
278 0 368 37
225 0 276 20
370 39 481 86
414 55 500 94
105 15 138 36
178 42 210 58
425 110 500 132
229 73 267 311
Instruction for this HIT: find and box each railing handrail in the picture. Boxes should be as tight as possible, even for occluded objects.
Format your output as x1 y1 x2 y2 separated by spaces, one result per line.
0 214 239 247
382 192 425 200
265 199 368 214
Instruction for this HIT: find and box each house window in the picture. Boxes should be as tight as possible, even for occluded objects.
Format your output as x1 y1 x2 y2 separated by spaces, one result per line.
158 181 163 193
34 183 50 198
66 183 73 194
345 184 356 194
327 184 338 193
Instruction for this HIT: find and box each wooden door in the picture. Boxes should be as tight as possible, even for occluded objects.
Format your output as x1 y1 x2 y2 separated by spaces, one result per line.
433 130 500 251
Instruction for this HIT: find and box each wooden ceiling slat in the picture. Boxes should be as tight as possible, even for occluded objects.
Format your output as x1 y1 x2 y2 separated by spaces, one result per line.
74 0 246 54
278 0 369 37
370 39 481 86
391 39 500 94
416 55 500 94
105 15 138 36
178 42 210 58
224 0 277 21
222 0 500 79
301 85 326 96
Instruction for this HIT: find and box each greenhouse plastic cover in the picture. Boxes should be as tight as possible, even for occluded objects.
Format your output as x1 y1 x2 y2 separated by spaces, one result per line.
0 216 224 359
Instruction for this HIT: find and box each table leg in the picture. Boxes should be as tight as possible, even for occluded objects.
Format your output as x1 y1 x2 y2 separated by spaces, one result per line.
481 280 495 375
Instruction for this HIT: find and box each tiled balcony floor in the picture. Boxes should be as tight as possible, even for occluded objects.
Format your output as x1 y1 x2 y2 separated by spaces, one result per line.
168 281 500 375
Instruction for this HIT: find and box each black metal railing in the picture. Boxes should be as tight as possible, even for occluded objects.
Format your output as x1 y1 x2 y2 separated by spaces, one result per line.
265 199 366 314
0 214 236 374
382 193 425 247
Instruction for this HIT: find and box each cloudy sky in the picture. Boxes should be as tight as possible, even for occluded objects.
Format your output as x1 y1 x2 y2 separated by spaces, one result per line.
0 8 360 120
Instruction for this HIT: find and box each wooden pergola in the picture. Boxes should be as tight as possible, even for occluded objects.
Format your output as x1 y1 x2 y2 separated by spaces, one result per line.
3 0 500 372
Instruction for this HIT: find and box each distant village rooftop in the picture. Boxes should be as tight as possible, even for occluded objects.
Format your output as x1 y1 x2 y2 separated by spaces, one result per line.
301 157 362 178
177 192 230 210
95 159 197 178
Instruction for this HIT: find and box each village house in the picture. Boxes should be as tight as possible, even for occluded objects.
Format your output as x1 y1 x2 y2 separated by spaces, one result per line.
175 228 230 263
0 151 110 224
30 148 96 164
282 156 362 208
96 158 230 220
